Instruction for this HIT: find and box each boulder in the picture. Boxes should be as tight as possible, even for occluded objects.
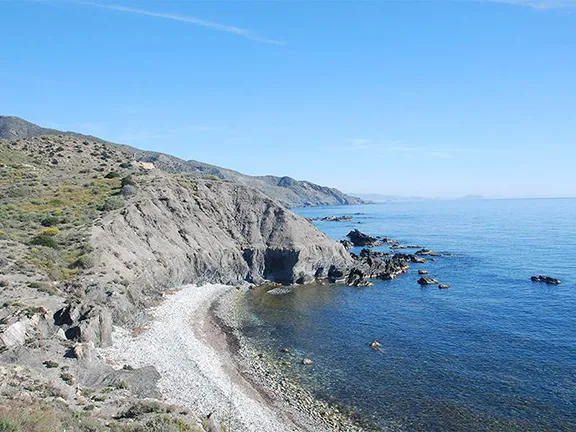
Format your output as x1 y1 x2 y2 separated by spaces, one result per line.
418 277 439 286
418 270 429 275
302 358 313 366
370 340 381 350
346 229 381 247
53 304 112 347
438 284 450 289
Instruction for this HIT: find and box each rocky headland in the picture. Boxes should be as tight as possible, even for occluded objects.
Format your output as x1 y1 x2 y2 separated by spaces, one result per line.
0 118 372 431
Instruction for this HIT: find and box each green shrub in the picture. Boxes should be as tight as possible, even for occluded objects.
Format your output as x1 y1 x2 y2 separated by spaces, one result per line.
7 186 32 198
121 175 137 187
71 254 94 269
30 235 59 249
40 227 60 236
119 162 132 169
41 216 59 227
105 171 121 179
100 196 125 211
138 415 199 432
0 418 18 432
121 401 161 418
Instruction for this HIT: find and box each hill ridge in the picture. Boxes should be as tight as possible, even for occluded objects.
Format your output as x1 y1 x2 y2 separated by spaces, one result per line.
0 115 364 208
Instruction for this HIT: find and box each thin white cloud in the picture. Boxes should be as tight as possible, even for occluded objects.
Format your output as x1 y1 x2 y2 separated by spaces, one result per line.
338 138 480 158
488 0 576 8
350 138 372 150
77 1 285 45
426 151 452 159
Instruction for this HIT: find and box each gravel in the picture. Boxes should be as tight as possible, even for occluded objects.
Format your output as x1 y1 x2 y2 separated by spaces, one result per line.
99 284 307 432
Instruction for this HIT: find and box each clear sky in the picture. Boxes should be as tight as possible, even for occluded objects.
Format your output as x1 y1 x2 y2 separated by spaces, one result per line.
1 0 575 198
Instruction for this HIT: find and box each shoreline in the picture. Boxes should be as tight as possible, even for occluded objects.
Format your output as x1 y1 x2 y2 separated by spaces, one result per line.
99 283 366 431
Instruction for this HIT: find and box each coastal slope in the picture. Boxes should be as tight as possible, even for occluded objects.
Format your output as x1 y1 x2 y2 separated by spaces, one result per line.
0 126 356 431
90 173 353 326
0 115 364 207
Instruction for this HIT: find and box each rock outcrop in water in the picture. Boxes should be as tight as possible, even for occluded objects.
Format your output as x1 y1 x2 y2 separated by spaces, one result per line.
418 277 440 285
309 215 354 222
531 275 561 285
346 229 381 247
345 253 410 287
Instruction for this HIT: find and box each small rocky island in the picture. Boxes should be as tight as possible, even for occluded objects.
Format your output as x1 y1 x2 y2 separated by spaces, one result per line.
531 275 562 285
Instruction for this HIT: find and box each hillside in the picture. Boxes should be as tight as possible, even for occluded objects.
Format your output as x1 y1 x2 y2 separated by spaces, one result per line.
0 116 364 208
0 121 417 431
0 131 356 430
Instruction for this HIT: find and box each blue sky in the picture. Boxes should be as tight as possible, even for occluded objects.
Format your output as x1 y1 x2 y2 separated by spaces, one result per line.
1 0 575 198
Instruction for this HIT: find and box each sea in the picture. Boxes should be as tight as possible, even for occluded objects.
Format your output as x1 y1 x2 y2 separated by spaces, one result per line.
239 198 576 431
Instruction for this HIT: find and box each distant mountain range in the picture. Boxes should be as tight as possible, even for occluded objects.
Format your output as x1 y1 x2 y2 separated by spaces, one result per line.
351 193 426 202
0 116 364 208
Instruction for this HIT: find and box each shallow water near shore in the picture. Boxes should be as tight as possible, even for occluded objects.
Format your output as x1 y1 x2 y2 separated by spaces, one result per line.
240 198 576 431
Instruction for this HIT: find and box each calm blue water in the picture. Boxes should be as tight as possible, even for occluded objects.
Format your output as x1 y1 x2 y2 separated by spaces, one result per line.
241 199 576 431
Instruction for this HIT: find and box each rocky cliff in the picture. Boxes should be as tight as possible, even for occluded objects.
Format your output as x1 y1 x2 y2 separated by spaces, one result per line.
0 132 353 337
89 175 352 322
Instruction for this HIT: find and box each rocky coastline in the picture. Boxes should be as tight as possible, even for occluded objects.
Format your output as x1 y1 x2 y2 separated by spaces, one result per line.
97 284 378 432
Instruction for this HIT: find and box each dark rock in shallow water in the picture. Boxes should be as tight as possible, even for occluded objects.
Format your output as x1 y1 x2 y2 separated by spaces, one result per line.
415 248 440 257
347 229 381 247
418 277 439 285
295 273 314 284
531 275 561 285
380 237 400 245
393 253 426 264
438 284 450 289
418 270 429 275
391 244 422 249
346 268 373 287
359 248 390 259
346 254 410 286
310 215 353 222
328 265 347 283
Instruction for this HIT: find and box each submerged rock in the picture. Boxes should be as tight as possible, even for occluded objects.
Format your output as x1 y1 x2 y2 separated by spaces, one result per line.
266 287 292 296
302 358 313 366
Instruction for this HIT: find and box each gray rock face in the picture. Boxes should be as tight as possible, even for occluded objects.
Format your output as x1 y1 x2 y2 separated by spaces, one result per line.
53 304 112 347
90 176 353 312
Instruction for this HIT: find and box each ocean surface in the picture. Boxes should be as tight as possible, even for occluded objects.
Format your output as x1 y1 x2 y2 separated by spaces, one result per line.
240 199 576 431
